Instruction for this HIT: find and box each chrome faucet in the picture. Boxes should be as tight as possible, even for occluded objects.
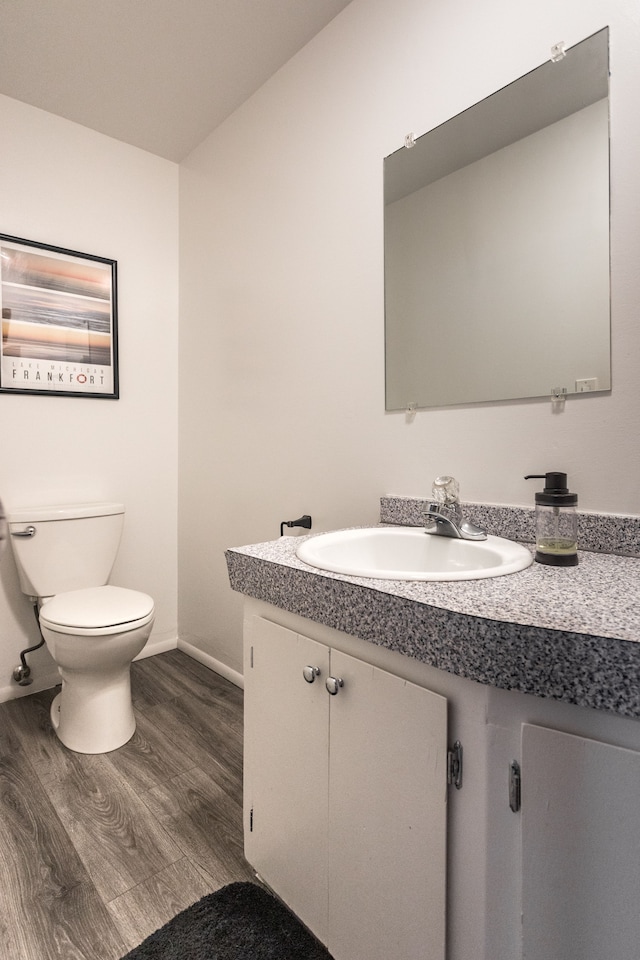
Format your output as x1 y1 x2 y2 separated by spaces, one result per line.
424 476 487 541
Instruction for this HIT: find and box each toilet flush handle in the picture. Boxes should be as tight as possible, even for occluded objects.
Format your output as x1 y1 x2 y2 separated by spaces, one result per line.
11 525 37 538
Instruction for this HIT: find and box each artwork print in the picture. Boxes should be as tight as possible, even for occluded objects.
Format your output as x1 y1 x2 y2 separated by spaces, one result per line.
0 234 118 398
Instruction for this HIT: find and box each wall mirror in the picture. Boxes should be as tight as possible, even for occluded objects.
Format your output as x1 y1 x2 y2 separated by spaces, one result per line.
384 28 610 411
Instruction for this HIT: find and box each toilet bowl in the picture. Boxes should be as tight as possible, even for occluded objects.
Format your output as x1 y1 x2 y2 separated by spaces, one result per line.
8 502 155 754
39 585 155 753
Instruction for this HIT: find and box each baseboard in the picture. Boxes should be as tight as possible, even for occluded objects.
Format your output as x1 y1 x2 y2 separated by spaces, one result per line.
134 636 178 660
177 637 244 689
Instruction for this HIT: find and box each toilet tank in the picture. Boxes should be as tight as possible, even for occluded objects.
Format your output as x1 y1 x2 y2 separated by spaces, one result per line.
8 502 125 598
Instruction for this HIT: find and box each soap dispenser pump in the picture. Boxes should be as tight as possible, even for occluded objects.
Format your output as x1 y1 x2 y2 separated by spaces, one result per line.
524 472 578 566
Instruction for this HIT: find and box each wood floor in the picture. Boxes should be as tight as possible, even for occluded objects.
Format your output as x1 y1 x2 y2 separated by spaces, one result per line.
0 649 255 960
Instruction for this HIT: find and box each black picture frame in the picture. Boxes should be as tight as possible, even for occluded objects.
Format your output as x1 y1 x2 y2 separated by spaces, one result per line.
0 233 119 398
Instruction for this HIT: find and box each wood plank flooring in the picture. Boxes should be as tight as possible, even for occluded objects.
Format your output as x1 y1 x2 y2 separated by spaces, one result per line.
0 650 255 960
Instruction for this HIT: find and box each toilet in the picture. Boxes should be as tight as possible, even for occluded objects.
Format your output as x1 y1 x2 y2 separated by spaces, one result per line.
8 502 155 754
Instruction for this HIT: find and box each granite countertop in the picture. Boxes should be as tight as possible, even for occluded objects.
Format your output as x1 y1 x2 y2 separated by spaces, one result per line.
226 520 640 720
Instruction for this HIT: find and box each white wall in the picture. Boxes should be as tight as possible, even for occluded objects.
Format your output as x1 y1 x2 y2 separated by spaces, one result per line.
0 95 179 699
178 0 640 678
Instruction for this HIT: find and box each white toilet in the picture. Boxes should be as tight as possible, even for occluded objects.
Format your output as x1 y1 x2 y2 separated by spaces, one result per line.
8 502 155 754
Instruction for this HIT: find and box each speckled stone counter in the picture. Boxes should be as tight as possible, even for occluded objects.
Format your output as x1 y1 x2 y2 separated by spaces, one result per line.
226 501 640 720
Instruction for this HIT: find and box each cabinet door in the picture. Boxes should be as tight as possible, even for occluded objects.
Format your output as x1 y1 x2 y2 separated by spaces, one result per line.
244 616 330 942
522 723 640 960
327 649 448 960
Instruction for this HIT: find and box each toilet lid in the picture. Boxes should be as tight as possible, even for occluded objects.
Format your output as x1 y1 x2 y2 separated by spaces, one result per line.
39 585 155 630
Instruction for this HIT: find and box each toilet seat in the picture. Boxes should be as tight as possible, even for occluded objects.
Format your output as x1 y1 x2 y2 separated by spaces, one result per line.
39 585 155 637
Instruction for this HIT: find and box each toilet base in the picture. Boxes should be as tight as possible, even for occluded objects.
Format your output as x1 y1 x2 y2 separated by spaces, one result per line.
50 675 137 754
41 615 153 754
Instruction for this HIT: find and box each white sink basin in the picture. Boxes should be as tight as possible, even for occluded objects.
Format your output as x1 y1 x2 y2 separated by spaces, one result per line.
296 526 533 581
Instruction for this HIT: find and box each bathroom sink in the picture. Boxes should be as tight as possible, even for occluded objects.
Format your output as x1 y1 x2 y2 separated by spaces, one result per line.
296 526 533 581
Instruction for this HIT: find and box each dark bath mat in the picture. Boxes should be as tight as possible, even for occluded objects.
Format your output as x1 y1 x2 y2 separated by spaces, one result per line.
121 881 334 960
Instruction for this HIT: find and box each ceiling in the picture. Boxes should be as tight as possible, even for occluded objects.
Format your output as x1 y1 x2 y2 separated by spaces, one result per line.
0 0 353 162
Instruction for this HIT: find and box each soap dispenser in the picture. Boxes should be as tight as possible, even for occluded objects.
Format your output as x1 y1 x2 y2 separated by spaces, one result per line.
524 472 578 566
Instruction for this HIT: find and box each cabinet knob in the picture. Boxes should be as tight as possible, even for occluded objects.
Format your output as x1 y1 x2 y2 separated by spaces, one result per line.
303 665 321 683
326 676 344 695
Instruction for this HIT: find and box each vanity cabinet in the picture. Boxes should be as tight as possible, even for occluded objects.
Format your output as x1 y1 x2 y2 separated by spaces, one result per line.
243 614 448 960
242 604 640 960
228 522 640 960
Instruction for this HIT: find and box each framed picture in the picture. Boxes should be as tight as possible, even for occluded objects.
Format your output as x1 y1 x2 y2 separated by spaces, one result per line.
0 233 118 398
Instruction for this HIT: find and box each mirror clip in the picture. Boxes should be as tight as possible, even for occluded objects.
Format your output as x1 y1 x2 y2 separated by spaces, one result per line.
550 41 567 62
404 132 416 149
